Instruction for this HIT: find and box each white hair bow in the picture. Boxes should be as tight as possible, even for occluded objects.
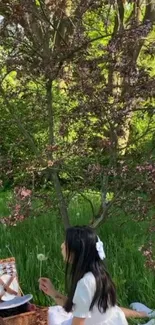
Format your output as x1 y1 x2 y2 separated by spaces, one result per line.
96 237 106 260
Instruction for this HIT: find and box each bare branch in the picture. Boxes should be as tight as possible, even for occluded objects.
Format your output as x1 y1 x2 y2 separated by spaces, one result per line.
0 84 39 156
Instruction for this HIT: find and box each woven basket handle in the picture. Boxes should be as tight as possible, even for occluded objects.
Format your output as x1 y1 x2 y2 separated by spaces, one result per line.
0 275 18 300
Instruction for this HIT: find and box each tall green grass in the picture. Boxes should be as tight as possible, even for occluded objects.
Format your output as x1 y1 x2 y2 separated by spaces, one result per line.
0 191 11 217
0 191 154 310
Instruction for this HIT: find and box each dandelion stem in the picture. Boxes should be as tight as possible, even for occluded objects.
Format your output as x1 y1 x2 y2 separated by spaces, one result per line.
40 260 42 278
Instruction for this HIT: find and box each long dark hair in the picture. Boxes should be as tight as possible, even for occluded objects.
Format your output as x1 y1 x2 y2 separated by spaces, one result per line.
64 226 116 313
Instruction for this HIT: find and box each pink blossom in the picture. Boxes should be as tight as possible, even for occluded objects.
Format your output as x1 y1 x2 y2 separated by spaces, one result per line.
15 204 21 212
47 160 54 167
136 166 142 172
20 188 32 198
143 250 151 256
19 215 25 221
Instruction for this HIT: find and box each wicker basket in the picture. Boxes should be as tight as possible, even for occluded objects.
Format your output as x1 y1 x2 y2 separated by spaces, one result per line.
0 308 48 325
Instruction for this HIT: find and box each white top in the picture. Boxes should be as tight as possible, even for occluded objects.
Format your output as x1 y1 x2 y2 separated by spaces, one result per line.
72 272 128 325
48 272 128 325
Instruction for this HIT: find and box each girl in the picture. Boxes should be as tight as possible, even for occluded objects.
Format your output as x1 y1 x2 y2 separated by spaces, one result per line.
39 226 153 325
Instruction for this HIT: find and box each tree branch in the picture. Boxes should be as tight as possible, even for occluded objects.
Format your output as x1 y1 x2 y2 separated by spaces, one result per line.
77 192 95 219
117 0 124 30
0 84 39 156
38 0 69 47
143 0 155 23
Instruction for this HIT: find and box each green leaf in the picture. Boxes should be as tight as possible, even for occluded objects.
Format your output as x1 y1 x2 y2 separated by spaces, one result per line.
35 0 40 7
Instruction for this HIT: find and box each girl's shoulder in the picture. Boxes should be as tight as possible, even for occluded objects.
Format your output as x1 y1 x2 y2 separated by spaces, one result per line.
82 272 96 281
73 272 96 308
73 273 96 318
78 272 96 291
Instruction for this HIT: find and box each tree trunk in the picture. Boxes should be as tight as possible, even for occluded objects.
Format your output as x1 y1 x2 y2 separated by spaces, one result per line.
46 80 70 229
52 170 70 229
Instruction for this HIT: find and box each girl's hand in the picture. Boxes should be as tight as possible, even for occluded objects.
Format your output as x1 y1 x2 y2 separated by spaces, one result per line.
39 277 56 297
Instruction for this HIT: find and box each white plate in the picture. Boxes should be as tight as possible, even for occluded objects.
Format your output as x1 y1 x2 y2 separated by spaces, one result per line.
0 294 33 309
0 274 19 301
